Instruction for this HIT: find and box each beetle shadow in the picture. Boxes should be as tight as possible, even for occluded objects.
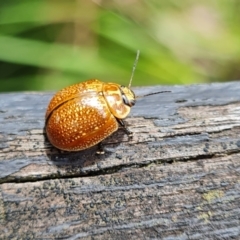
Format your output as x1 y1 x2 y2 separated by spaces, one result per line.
43 127 126 171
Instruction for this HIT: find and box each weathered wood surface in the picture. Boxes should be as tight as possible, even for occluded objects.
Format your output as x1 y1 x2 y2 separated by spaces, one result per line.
0 81 240 239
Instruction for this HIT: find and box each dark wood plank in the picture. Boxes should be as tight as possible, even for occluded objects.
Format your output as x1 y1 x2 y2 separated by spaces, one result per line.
0 81 240 239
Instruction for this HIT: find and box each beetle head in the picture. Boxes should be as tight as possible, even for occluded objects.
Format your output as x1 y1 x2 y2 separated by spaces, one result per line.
120 86 136 107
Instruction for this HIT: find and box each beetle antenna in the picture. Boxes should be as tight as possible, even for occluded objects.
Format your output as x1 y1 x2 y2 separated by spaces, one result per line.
129 50 140 88
136 90 171 99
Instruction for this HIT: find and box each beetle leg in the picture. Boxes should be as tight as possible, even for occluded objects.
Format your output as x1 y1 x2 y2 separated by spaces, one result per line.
117 119 133 138
96 142 105 155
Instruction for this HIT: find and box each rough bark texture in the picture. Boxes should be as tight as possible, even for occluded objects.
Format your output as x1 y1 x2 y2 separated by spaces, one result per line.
0 81 240 239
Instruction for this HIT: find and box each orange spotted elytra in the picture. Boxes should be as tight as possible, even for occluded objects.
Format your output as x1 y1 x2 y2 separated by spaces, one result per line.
45 51 170 152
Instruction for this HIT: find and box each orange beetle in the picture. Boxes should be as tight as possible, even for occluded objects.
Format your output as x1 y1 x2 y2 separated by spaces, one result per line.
45 51 169 152
45 79 135 151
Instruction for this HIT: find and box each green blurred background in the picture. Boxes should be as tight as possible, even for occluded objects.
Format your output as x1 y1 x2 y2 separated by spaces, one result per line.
1 0 240 92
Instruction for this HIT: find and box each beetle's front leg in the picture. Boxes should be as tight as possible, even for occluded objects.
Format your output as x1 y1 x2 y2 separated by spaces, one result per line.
96 142 105 155
117 119 133 138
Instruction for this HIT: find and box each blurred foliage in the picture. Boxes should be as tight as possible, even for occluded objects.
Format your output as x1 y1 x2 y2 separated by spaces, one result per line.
1 0 240 92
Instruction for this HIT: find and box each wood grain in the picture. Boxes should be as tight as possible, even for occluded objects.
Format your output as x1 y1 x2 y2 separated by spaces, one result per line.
0 81 240 239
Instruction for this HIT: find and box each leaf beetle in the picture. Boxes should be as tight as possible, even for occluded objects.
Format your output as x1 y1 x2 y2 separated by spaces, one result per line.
45 51 169 152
